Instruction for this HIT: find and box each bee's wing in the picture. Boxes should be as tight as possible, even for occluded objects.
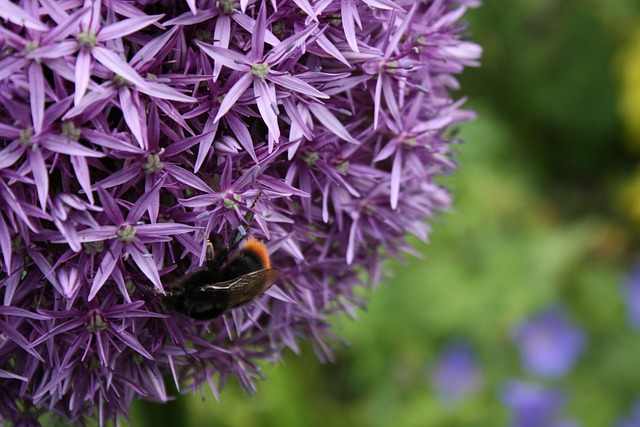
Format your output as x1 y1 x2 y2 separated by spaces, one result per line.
201 269 281 308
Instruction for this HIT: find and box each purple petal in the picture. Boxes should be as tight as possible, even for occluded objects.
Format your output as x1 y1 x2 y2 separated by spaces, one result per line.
390 151 402 209
27 62 45 133
63 84 117 120
53 216 82 252
43 97 74 127
129 240 162 291
212 15 231 82
136 223 195 237
126 175 165 223
0 306 49 320
162 128 216 158
0 322 44 362
164 163 211 193
195 42 250 73
29 250 59 288
0 24 26 49
76 227 118 243
251 2 267 60
382 77 401 125
28 148 49 210
226 112 258 163
95 165 141 190
268 73 328 99
74 49 92 105
83 129 144 155
0 141 25 169
0 0 48 31
373 140 397 162
155 98 194 131
96 186 125 225
86 0 102 32
40 6 88 44
214 73 253 122
145 176 160 222
185 0 197 15
265 285 296 304
119 87 146 149
70 155 95 204
139 81 196 103
110 267 132 303
163 9 216 26
254 79 280 152
232 13 280 47
315 33 351 67
386 3 417 55
0 180 36 231
113 328 154 360
362 0 403 10
41 134 105 157
373 73 383 129
26 41 79 60
99 14 164 41
0 56 28 81
130 26 179 67
194 118 218 173
307 103 359 144
0 370 28 382
341 0 360 53
0 215 12 274
92 46 150 91
346 215 360 264
282 98 313 141
267 22 318 67
89 241 123 300
292 0 317 21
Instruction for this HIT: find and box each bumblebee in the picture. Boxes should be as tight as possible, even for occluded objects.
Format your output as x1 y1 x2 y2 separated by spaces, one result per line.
164 200 279 320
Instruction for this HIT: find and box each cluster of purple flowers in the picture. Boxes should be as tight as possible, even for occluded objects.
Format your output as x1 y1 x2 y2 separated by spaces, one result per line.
500 381 579 427
504 307 585 426
428 308 586 425
0 0 480 424
429 339 482 403
512 307 586 379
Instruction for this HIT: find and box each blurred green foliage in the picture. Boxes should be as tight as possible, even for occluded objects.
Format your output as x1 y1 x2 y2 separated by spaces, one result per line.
132 0 640 426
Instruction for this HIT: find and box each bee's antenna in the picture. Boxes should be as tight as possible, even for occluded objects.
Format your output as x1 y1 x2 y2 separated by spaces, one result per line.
230 190 263 251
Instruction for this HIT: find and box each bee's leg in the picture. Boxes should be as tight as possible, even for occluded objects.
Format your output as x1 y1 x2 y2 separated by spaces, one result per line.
154 288 172 297
229 190 263 250
205 235 215 261
205 233 226 271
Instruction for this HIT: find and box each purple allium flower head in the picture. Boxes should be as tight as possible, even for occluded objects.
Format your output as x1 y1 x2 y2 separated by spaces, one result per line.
429 340 482 403
623 259 640 329
0 0 480 424
512 307 586 379
500 381 580 427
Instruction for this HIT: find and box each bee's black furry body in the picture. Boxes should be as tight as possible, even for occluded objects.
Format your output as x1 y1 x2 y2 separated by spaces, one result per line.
164 241 279 320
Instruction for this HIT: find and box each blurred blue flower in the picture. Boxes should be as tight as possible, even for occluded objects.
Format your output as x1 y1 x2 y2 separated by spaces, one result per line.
429 340 482 403
623 261 640 329
500 381 580 427
616 399 640 427
512 307 586 378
